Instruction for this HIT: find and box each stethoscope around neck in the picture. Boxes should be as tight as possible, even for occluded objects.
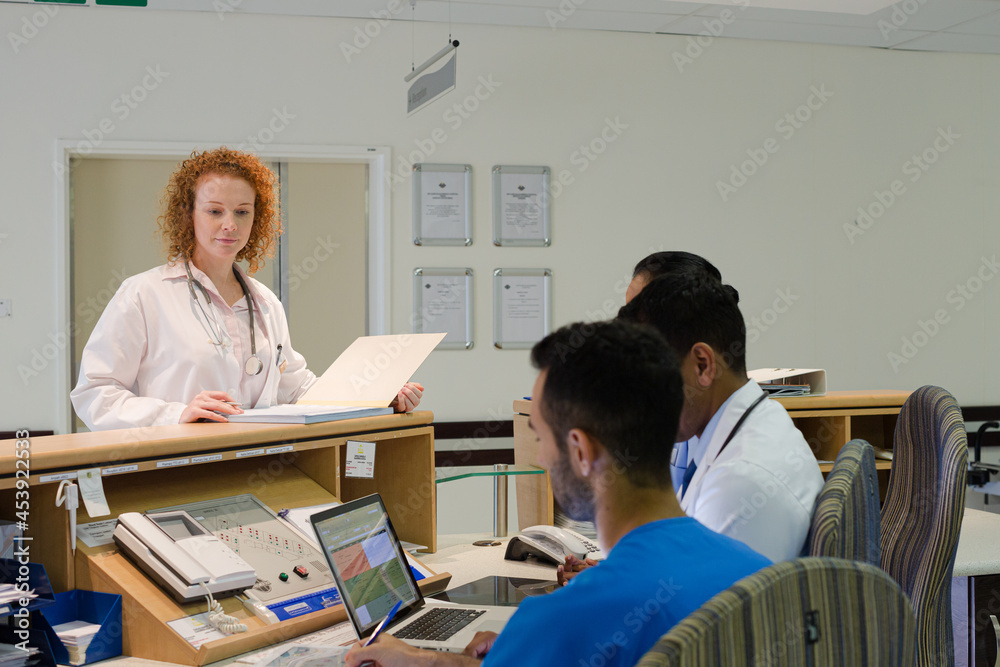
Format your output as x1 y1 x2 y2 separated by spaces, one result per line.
184 260 264 376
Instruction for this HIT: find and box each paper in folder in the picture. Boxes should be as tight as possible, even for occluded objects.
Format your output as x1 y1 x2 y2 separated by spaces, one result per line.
748 368 826 397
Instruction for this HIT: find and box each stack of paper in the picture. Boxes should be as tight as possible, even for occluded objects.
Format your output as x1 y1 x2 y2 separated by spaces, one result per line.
0 643 37 667
227 405 392 424
748 368 827 397
0 584 36 605
0 584 36 615
52 620 102 666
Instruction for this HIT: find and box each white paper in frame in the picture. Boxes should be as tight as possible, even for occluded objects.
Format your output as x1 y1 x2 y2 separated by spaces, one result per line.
492 165 551 247
493 269 552 349
413 164 473 246
413 268 474 350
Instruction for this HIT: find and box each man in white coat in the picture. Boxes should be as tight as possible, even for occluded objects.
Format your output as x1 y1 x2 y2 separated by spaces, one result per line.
617 269 823 562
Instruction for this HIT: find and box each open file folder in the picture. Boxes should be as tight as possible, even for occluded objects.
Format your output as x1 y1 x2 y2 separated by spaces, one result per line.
228 333 446 423
748 368 827 397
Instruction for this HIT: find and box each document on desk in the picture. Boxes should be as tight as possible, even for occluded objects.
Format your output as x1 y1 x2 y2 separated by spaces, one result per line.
297 333 445 407
257 646 349 667
235 623 356 665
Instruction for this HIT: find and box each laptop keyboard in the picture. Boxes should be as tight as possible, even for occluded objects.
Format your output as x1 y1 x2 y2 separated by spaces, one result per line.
394 607 487 642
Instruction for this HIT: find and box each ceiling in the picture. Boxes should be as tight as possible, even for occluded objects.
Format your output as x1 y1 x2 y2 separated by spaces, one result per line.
6 0 1000 54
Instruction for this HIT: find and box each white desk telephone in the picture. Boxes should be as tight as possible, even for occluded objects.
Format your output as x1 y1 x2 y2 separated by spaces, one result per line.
113 510 257 604
504 525 606 565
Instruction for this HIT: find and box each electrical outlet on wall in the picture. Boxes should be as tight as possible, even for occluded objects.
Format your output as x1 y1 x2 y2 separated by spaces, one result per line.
0 299 10 318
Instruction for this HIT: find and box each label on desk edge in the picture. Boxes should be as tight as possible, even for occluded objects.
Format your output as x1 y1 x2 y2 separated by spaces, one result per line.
156 458 190 469
102 464 139 476
266 445 294 455
237 448 266 459
192 454 223 464
345 440 375 479
39 472 78 483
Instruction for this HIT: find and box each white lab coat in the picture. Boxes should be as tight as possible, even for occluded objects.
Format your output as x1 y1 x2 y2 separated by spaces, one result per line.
71 263 316 431
680 380 824 562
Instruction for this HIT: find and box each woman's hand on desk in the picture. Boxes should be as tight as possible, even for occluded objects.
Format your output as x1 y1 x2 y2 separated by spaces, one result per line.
390 382 424 413
346 634 479 666
556 554 598 586
179 390 243 424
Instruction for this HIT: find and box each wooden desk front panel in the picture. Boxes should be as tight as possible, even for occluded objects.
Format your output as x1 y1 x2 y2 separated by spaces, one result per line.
0 416 436 592
513 413 553 529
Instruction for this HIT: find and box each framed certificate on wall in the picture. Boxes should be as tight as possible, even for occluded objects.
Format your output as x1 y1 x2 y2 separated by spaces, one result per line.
492 165 551 246
413 164 473 246
493 268 552 349
414 268 474 350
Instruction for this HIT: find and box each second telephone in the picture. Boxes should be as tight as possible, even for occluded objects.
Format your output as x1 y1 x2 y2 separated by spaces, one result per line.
504 525 606 565
114 510 256 604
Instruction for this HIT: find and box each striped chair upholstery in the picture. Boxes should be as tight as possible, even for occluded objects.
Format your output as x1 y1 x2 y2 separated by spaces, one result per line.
805 439 881 565
635 557 916 667
880 385 967 667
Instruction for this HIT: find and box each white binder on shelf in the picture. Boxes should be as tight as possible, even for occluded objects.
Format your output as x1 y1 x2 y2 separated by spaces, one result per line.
748 368 827 397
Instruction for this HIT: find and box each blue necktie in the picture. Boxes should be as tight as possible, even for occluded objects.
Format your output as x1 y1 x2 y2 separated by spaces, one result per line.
681 461 698 498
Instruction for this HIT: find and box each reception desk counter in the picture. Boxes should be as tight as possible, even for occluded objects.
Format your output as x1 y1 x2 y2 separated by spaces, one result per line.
0 413 440 665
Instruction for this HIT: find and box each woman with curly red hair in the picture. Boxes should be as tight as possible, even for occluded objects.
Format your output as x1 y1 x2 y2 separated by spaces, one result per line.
71 147 422 431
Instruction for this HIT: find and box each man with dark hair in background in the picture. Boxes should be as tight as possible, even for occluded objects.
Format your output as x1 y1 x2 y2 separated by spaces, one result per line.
346 319 769 667
625 250 739 305
618 270 823 562
624 252 739 530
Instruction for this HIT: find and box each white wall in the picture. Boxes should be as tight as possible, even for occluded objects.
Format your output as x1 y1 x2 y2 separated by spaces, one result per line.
2 4 999 433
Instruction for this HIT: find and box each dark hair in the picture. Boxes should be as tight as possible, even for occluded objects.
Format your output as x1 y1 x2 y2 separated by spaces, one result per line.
632 251 739 304
618 269 748 375
530 319 684 490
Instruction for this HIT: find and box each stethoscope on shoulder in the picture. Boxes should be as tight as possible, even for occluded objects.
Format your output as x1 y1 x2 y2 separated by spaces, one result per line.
184 261 264 376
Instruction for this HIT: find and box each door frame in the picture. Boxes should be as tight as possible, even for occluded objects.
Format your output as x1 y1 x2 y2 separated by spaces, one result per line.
55 139 391 434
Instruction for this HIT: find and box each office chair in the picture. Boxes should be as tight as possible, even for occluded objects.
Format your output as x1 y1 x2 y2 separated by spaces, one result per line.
805 438 881 566
880 385 967 667
635 557 916 666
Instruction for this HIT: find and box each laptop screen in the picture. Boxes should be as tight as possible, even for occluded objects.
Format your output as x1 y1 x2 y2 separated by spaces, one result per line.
312 495 421 637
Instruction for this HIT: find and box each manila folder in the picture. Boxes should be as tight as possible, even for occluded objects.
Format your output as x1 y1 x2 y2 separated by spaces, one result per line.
296 333 446 407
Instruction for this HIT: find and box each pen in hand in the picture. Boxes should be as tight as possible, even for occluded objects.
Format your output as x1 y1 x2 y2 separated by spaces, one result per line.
364 599 402 648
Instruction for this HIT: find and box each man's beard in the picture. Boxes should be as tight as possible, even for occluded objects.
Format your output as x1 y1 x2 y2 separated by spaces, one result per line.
550 449 595 522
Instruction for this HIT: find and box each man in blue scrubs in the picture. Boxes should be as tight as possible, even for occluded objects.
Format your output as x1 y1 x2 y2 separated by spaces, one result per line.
346 320 770 667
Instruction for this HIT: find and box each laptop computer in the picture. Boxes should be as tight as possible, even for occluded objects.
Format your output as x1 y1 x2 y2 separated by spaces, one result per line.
310 494 516 653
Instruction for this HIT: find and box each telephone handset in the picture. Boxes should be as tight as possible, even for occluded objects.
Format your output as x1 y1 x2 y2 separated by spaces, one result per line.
504 525 606 565
113 510 257 604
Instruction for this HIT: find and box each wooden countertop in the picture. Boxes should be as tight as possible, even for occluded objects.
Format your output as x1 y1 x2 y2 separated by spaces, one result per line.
0 411 433 476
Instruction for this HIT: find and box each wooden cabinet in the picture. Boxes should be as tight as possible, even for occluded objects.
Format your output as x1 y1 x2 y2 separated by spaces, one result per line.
513 391 910 527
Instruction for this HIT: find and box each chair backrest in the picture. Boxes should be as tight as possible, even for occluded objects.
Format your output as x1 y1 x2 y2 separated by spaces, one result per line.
880 385 967 667
635 557 916 667
805 439 881 565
